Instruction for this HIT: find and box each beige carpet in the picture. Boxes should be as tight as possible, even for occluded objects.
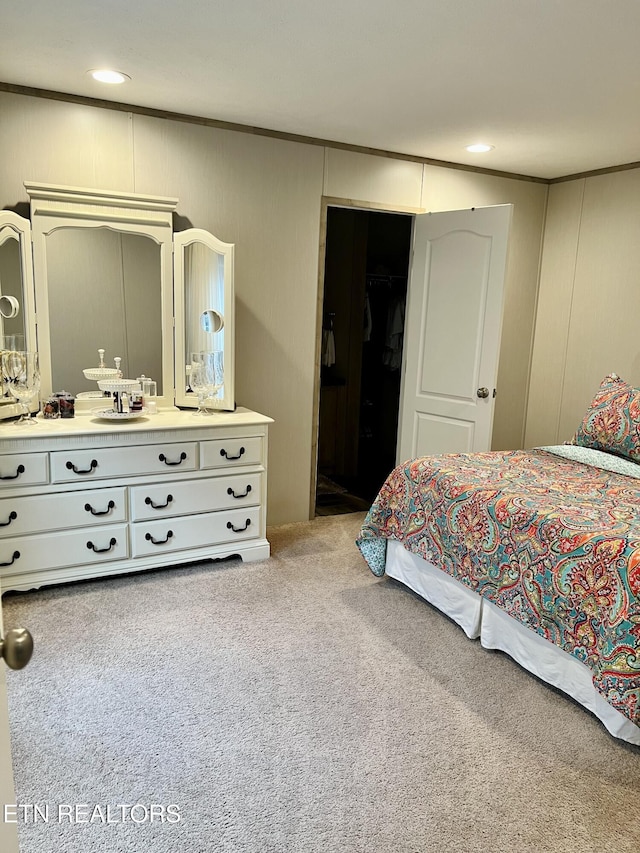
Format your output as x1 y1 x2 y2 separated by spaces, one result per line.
3 512 640 853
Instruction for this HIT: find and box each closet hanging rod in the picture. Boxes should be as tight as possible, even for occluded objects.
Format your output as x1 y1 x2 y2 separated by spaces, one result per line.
365 273 407 279
365 274 407 286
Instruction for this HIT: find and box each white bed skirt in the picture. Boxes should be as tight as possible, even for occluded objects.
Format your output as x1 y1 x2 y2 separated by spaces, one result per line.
385 540 640 746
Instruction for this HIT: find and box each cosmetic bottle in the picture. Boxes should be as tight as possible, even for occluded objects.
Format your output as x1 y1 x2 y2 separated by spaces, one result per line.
130 390 143 412
54 391 75 419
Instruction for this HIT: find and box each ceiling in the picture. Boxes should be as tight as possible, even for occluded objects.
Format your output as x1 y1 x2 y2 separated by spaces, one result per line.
3 0 640 180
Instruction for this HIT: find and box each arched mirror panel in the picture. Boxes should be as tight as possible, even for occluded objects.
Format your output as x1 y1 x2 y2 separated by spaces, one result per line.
174 228 235 411
0 211 38 419
26 183 177 410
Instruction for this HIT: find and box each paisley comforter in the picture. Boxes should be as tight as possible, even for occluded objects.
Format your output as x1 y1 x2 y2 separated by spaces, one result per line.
356 446 640 729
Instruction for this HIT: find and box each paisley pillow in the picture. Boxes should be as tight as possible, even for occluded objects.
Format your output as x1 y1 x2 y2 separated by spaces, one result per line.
569 373 640 462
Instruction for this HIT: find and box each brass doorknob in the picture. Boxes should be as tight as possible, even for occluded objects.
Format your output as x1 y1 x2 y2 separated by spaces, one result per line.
476 387 489 398
0 627 34 670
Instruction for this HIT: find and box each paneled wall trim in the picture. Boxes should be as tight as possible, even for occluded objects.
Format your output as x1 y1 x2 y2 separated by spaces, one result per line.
528 168 640 448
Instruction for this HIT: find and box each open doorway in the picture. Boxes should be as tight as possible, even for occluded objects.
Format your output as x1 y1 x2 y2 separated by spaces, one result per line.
315 206 413 516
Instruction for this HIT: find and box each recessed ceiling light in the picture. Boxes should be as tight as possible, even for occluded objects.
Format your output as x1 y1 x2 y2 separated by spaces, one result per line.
89 69 130 84
465 143 494 153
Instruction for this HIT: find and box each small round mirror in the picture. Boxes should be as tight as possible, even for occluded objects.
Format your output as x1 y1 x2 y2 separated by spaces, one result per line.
0 295 20 320
201 309 224 334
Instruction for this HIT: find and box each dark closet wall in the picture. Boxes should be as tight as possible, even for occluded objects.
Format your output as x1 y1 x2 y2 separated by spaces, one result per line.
319 207 412 502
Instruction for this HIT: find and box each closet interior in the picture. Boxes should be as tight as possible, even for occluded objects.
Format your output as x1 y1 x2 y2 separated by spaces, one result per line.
316 207 413 515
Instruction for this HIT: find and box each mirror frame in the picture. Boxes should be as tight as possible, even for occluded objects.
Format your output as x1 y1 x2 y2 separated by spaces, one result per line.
173 228 235 411
25 182 178 410
0 211 39 418
0 211 37 349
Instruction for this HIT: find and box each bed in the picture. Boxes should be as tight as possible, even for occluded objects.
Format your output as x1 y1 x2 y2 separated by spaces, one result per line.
356 374 640 746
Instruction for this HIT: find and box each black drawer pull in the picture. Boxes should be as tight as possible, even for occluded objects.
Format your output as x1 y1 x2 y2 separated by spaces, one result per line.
0 511 17 527
0 550 20 567
159 452 187 466
84 500 115 516
145 530 173 545
220 447 245 461
87 537 117 553
145 494 173 509
67 459 98 475
227 485 252 499
0 464 25 481
227 518 251 533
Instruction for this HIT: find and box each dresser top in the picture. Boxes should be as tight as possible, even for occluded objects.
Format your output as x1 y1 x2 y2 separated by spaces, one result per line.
0 407 273 449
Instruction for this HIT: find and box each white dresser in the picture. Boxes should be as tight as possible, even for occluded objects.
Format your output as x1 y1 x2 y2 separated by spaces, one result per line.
0 408 272 592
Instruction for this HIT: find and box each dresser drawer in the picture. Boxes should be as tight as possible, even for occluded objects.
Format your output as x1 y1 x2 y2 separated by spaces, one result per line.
200 436 263 470
0 487 127 539
132 505 261 557
130 473 262 521
0 453 48 488
0 523 129 577
50 442 197 483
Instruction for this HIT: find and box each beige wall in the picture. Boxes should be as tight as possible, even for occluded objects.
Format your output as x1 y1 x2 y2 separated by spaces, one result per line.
526 167 640 448
0 91 547 524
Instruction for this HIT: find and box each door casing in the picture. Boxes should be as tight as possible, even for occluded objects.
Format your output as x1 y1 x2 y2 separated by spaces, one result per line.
310 196 425 519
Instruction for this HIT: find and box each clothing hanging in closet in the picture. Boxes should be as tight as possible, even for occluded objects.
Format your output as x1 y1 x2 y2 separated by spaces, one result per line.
382 295 405 370
363 275 406 367
322 314 336 367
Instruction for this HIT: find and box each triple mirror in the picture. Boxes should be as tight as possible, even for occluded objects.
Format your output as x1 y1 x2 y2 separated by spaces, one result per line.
1 183 235 415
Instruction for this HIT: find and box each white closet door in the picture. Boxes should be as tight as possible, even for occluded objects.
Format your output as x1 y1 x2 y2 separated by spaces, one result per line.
397 205 512 463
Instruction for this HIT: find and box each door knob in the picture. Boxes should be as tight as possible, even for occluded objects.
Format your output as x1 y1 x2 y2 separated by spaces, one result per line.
476 387 489 399
0 627 34 670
